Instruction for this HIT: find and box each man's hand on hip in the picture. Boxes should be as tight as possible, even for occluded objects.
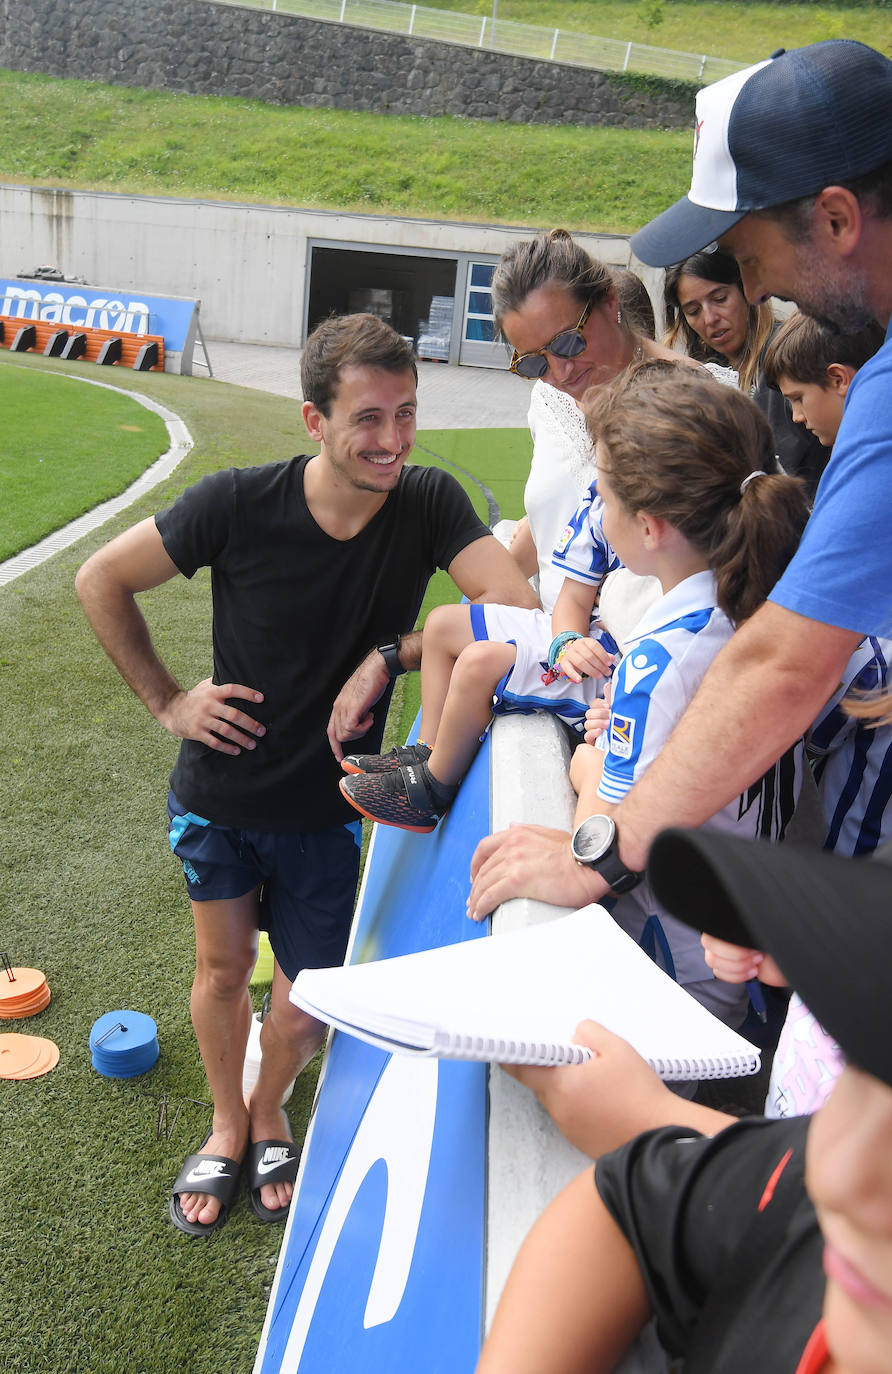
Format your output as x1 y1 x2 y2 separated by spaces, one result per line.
159 678 266 754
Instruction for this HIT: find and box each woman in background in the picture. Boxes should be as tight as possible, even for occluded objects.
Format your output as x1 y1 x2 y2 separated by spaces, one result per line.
663 248 831 498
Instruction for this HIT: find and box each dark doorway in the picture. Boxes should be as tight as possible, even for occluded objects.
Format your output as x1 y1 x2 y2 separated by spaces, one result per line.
308 247 458 357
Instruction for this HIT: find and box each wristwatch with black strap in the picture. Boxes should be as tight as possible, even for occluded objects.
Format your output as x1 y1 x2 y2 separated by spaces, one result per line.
570 814 643 894
376 637 406 678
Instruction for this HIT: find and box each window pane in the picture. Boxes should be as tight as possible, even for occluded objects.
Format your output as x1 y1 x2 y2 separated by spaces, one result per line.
465 317 496 342
470 263 495 288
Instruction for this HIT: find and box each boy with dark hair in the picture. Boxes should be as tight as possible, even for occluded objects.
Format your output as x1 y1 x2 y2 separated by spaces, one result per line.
761 312 885 448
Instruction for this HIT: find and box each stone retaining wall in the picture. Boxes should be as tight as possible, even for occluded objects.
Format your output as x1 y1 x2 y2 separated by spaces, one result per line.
0 0 693 130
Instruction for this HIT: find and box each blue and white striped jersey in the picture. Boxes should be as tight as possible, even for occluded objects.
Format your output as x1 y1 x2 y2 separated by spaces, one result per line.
596 571 803 989
551 478 622 587
809 635 892 856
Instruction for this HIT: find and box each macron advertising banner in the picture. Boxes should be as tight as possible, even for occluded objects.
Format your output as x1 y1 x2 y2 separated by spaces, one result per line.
0 278 200 372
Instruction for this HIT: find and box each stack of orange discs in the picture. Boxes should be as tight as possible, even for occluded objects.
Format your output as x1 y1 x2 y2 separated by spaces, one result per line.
0 967 51 1020
0 1032 60 1079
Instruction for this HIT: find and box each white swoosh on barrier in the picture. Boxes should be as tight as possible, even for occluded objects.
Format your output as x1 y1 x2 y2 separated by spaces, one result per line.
280 1054 439 1370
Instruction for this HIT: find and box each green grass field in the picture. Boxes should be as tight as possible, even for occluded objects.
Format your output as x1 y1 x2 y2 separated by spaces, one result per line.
0 366 170 559
2 0 886 233
0 350 530 1373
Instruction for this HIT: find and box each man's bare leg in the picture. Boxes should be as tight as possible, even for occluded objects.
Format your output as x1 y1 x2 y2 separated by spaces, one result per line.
177 889 259 1228
247 959 327 1214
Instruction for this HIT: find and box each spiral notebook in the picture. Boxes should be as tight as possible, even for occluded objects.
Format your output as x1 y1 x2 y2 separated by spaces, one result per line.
291 905 760 1080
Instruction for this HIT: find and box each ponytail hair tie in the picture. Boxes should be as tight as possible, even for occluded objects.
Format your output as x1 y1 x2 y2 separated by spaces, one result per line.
739 471 764 496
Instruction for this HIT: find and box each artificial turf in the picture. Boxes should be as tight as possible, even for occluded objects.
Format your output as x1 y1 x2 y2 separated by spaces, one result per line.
0 364 170 560
0 349 530 1373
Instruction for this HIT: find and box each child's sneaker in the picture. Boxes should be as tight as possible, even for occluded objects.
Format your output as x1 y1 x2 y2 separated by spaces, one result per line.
341 742 432 775
339 762 453 833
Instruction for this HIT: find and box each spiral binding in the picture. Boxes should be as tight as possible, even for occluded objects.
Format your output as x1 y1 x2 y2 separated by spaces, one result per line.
432 1032 758 1076
649 1052 760 1081
434 1030 591 1066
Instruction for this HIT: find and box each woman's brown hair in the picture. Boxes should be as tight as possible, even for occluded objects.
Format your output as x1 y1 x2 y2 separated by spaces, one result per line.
489 227 633 348
585 365 811 625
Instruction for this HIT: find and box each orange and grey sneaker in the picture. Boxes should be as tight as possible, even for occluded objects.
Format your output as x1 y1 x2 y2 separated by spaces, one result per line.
339 762 456 834
341 742 432 776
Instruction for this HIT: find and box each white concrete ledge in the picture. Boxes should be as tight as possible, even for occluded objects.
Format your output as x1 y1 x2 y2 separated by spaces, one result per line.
486 710 668 1371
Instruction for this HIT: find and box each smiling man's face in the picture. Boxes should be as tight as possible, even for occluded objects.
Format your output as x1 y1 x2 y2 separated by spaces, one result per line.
312 364 418 495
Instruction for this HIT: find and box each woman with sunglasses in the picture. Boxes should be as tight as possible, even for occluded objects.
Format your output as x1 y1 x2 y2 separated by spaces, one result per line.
664 249 831 498
493 228 682 626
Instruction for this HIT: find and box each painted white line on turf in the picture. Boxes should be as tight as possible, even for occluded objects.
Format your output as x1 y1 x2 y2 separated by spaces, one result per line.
0 369 193 587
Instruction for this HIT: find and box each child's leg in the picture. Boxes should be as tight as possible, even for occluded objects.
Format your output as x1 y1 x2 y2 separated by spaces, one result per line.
428 639 518 787
476 1168 651 1374
339 638 517 834
418 602 478 745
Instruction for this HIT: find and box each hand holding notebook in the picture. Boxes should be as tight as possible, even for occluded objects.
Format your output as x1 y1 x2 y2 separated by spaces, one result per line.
291 906 760 1080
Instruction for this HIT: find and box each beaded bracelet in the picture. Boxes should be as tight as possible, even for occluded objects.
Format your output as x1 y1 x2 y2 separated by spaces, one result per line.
547 630 583 669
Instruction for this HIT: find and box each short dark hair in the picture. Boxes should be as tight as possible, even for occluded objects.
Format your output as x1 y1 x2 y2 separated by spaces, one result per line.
301 313 417 416
761 156 892 242
761 311 886 388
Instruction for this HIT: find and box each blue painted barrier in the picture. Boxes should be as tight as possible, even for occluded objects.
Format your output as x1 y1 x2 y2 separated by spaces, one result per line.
255 733 492 1374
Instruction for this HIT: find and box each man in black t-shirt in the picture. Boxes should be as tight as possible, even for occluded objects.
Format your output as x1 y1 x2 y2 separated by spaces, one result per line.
76 313 536 1237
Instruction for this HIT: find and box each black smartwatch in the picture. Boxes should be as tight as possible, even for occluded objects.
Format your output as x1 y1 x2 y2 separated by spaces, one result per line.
570 815 643 894
376 638 406 678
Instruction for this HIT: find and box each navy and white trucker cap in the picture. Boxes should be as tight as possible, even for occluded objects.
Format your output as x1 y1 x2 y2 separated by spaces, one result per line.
631 41 892 268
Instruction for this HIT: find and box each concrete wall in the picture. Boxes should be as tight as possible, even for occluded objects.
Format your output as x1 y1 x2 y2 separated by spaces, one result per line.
0 0 693 130
0 183 658 346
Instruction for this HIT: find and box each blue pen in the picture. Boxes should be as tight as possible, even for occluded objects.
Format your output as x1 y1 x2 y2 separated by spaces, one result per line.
747 978 768 1024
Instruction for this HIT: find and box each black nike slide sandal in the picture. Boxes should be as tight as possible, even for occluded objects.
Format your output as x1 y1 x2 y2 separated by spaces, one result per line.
169 1131 244 1237
248 1138 299 1223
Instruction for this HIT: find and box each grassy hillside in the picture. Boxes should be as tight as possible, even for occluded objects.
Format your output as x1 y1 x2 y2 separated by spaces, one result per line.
0 69 693 232
425 0 892 62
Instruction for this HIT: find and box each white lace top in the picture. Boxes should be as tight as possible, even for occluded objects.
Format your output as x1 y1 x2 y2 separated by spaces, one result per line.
525 381 597 613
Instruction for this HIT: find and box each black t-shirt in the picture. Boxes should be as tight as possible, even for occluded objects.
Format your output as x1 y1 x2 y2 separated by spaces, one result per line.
156 456 488 831
595 1115 824 1371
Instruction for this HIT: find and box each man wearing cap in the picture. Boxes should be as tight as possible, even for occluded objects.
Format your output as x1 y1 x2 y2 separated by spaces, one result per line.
477 825 892 1373
468 39 892 918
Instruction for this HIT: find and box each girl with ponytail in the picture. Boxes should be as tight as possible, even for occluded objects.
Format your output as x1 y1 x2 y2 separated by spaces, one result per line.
569 365 811 1033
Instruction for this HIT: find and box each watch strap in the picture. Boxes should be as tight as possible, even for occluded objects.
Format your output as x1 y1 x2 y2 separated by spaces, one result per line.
377 639 405 677
593 848 643 894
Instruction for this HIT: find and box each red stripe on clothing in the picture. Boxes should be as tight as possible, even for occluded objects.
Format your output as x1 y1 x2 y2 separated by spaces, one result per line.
758 1146 795 1212
793 1320 828 1374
